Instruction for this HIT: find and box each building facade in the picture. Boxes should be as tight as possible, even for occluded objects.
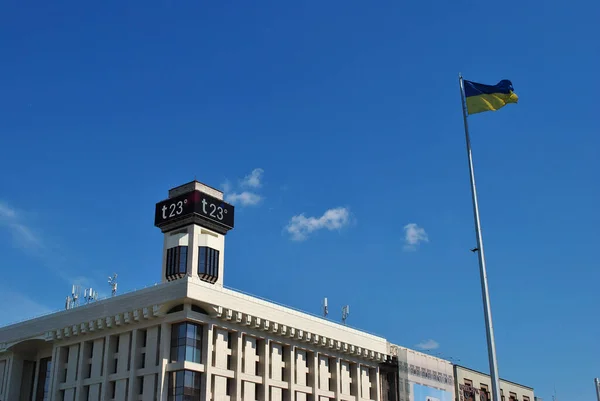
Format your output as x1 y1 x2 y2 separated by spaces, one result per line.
453 366 534 401
0 180 395 401
0 179 535 401
389 345 454 401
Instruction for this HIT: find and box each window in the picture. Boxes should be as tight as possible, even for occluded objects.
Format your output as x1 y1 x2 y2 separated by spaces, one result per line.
463 380 475 401
191 304 208 314
198 246 219 283
167 304 185 314
166 246 188 280
167 370 202 401
171 322 203 364
480 385 489 401
35 357 52 401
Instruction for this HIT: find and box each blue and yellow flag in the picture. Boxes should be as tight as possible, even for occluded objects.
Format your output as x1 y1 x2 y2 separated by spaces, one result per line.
464 79 518 115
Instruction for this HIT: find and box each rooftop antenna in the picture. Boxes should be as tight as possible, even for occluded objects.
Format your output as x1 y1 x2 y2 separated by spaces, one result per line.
65 285 81 310
322 297 328 317
594 378 600 401
108 273 118 297
83 287 98 304
341 305 350 325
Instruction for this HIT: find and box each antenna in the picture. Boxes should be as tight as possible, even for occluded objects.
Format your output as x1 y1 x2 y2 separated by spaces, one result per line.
71 285 80 307
323 297 328 317
341 305 350 325
83 287 98 304
65 285 81 310
594 379 600 401
108 273 118 297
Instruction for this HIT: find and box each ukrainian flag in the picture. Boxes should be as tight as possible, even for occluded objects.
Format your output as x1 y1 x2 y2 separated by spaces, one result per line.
464 79 519 115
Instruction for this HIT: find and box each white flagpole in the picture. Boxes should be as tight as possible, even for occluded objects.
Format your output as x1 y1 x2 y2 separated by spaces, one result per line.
459 73 502 401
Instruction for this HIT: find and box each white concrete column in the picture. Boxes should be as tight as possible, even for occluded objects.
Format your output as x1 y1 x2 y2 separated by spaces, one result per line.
287 346 295 398
311 353 319 401
5 355 23 401
0 358 8 401
188 225 200 279
203 323 215 401
49 345 63 401
334 358 341 401
158 323 171 401
100 336 112 400
234 332 243 401
373 367 380 401
353 364 361 401
74 341 87 401
128 329 139 400
259 339 270 401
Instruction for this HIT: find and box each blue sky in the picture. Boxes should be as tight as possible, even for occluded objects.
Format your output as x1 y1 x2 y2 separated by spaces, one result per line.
1 0 598 400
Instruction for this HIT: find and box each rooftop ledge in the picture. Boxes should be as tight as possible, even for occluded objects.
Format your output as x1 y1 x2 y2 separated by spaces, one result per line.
0 277 386 345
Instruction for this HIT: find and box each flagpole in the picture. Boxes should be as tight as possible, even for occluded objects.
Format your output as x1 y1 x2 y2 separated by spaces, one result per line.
458 73 502 401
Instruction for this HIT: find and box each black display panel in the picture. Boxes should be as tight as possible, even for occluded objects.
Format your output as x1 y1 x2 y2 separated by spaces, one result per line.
154 190 234 229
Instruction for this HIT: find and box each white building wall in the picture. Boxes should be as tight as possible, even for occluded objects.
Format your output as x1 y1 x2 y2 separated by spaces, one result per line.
453 366 534 401
0 280 390 401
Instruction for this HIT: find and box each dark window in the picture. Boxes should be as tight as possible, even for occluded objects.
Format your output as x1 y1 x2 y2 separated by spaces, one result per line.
170 322 203 364
191 304 208 314
198 247 219 283
167 304 185 314
463 380 475 401
167 370 202 401
480 386 489 401
166 246 188 281
35 357 52 401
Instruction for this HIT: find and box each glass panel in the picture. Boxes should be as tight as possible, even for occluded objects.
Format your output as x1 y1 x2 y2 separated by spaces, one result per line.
184 371 193 388
186 323 196 338
178 323 186 338
179 247 188 274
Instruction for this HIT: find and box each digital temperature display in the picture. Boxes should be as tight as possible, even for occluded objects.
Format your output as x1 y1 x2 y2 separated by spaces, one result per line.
154 190 234 229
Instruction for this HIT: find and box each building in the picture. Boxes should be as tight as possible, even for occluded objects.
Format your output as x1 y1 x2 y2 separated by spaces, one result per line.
453 365 534 401
0 179 534 401
389 345 454 401
0 180 399 401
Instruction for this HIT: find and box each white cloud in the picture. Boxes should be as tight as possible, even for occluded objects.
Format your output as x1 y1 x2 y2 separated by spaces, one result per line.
415 339 439 350
403 223 428 250
0 202 17 219
286 207 350 241
222 168 265 207
0 201 42 249
241 168 264 188
225 191 263 206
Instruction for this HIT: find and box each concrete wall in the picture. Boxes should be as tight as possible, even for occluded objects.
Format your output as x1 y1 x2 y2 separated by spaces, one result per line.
0 292 387 401
453 366 534 401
